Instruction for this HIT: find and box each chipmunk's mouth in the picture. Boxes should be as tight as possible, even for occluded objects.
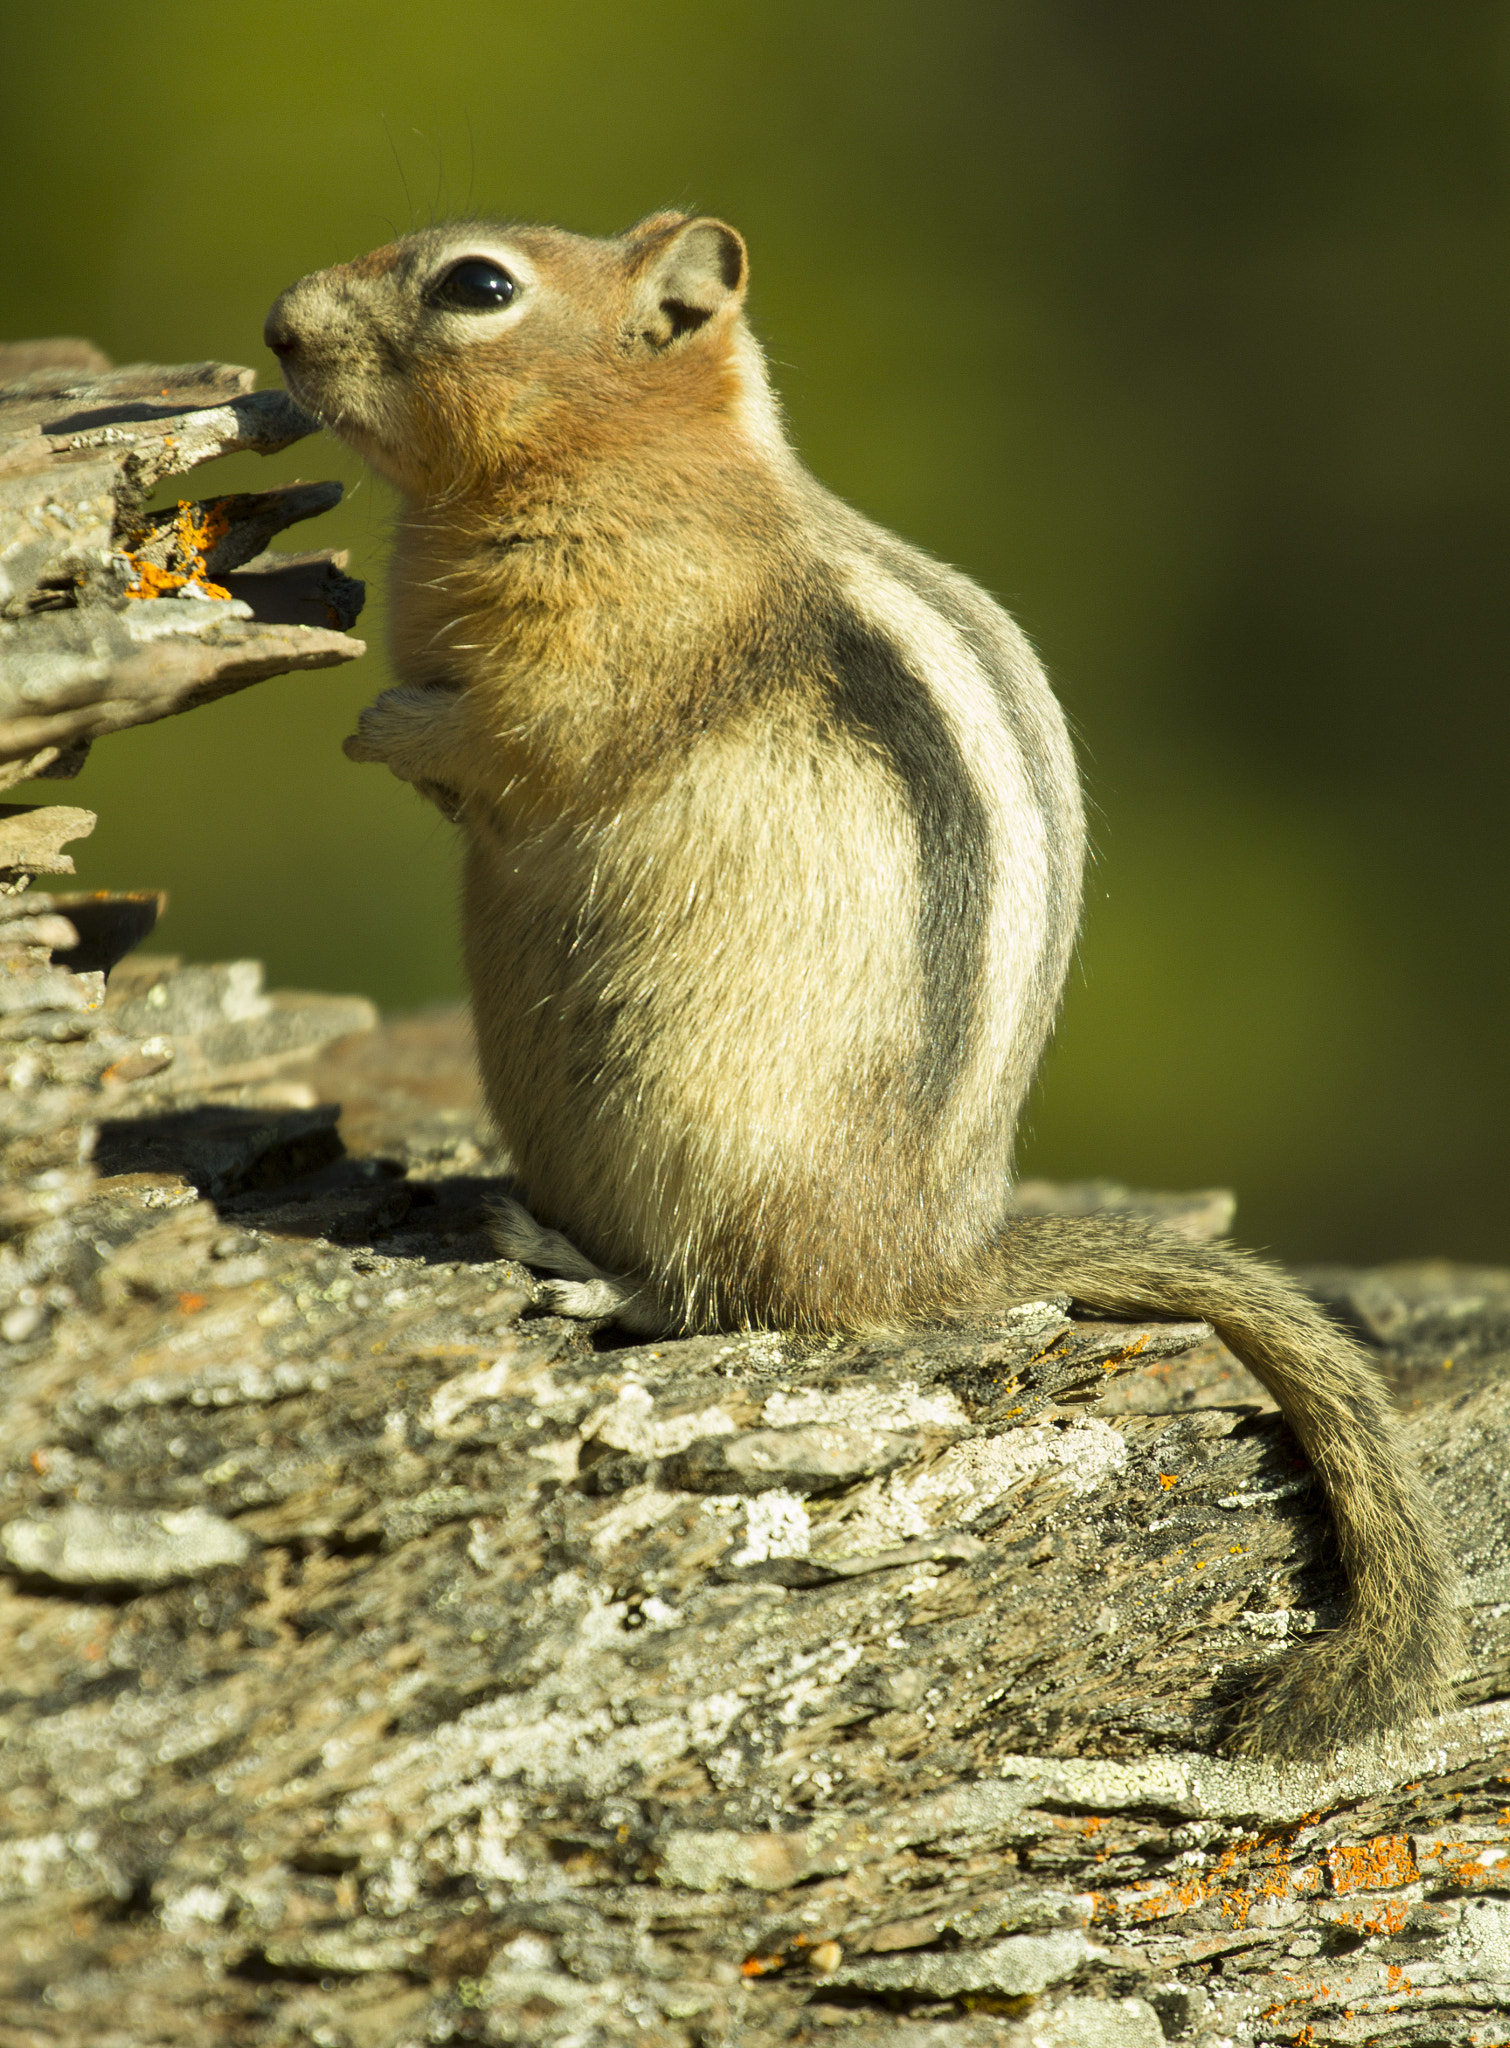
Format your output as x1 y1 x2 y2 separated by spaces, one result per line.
263 340 389 464
276 369 401 475
268 357 339 435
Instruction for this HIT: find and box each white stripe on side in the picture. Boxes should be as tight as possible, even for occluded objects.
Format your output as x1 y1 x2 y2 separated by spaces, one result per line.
838 556 1054 1143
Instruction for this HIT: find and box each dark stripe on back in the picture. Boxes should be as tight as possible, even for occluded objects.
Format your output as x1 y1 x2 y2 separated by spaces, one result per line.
821 599 992 1115
859 527 1084 1013
797 489 1081 988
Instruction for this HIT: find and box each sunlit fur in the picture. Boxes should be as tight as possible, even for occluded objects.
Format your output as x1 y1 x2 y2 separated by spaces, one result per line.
266 213 1460 1757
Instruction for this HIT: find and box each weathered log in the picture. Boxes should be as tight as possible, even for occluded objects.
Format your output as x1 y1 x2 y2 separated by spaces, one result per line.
0 979 1505 2046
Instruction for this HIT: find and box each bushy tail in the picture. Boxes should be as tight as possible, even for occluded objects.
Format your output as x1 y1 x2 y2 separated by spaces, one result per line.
984 1213 1461 1758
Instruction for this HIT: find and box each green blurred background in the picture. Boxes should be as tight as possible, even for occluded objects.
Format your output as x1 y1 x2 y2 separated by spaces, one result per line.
3 0 1504 1263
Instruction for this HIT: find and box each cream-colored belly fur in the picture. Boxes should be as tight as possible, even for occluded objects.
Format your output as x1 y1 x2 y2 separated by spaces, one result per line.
460 706 1013 1332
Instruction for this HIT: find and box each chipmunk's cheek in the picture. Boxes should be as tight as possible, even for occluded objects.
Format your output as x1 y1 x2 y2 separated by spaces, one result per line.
311 379 429 488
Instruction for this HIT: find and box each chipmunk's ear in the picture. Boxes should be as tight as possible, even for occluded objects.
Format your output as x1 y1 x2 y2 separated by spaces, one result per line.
627 217 748 350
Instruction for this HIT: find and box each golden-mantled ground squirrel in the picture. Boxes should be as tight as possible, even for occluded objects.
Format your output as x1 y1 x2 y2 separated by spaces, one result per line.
266 212 1458 1756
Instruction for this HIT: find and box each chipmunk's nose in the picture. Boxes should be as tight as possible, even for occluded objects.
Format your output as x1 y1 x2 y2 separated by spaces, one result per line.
263 297 300 360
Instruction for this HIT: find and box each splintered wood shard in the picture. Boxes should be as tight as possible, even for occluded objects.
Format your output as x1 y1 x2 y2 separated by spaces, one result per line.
0 799 95 875
0 342 366 766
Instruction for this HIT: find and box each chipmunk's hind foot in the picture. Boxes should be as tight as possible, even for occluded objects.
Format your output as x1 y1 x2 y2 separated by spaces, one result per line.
489 1195 675 1336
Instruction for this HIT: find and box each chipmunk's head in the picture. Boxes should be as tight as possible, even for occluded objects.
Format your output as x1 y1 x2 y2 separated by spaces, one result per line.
264 213 760 499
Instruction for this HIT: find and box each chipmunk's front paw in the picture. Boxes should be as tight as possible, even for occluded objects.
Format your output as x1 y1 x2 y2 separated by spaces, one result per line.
342 728 383 765
343 684 466 788
344 687 426 765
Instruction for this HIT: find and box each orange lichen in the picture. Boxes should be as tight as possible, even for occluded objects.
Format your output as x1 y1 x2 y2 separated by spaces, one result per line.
123 559 191 600
1104 1334 1151 1371
177 1292 207 1315
1326 1835 1418 1895
1119 1828 1328 1930
1418 1837 1510 1888
1158 1473 1180 1490
1333 1896 1408 1936
122 497 234 602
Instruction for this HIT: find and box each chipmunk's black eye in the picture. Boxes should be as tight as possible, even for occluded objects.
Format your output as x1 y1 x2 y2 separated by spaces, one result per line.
431 259 517 311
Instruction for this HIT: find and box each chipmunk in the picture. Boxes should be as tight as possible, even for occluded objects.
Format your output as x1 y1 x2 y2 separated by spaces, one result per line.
265 212 1459 1757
